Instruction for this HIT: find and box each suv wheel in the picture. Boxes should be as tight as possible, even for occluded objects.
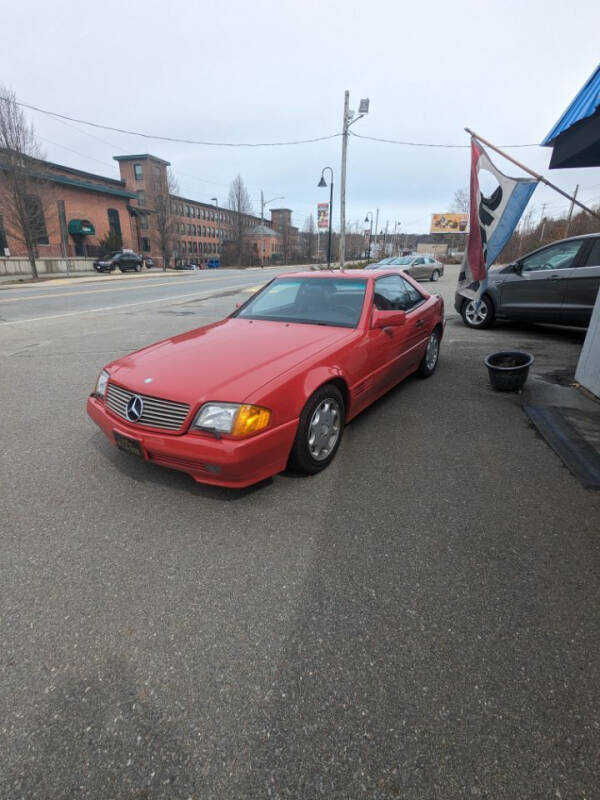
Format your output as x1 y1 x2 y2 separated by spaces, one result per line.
461 296 495 329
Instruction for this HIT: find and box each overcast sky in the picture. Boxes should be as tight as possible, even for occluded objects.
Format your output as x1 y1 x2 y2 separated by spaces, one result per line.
3 0 600 234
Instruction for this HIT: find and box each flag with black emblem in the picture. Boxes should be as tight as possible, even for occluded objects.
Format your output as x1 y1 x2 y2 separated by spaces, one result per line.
458 138 538 299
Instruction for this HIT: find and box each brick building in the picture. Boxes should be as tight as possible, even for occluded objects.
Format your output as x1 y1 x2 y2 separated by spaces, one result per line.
0 149 138 258
0 148 294 267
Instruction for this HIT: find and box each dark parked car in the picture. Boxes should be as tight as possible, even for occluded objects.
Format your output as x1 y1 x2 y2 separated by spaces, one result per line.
455 234 600 328
93 249 144 273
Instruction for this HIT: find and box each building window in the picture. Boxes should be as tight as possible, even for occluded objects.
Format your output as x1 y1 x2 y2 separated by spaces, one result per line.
193 241 197 254
185 205 190 217
153 164 161 179
134 164 143 181
192 224 196 236
141 237 151 252
139 214 149 230
107 208 122 235
137 190 146 207
25 195 49 244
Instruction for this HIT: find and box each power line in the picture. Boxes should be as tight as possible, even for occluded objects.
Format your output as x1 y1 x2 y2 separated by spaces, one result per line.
351 132 541 148
9 96 342 148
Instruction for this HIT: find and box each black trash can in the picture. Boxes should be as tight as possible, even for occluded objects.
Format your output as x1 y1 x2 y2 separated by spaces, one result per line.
484 351 534 392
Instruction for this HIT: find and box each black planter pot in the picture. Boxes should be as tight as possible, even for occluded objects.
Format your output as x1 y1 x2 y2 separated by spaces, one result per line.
484 351 534 392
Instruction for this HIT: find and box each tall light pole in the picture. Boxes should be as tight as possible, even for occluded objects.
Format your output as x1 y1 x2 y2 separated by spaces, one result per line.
318 167 334 268
260 192 284 267
339 92 369 268
364 212 373 260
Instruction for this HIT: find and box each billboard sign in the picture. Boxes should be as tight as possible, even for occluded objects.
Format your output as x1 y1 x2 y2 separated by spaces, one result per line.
318 203 329 230
430 213 468 233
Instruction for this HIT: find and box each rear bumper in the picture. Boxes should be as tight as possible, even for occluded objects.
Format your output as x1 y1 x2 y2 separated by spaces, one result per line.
87 396 298 488
454 291 465 314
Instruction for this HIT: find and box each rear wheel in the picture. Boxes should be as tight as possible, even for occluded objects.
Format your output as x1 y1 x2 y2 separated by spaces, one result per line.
134 262 141 272
288 384 345 475
417 330 440 377
461 295 495 329
430 269 440 282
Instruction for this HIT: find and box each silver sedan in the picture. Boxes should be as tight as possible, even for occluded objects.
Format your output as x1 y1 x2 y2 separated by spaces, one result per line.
367 255 444 281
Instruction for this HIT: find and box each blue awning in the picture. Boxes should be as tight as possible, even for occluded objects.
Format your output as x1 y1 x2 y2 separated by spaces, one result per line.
542 64 600 145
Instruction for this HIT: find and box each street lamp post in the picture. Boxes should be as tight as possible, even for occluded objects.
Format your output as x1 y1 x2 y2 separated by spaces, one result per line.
364 212 373 260
260 192 284 267
318 167 334 268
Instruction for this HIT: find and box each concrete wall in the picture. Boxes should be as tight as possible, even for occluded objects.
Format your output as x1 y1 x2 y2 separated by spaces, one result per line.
0 257 96 276
575 290 600 399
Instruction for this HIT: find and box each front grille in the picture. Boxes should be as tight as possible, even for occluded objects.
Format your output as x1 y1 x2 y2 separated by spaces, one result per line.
105 382 190 432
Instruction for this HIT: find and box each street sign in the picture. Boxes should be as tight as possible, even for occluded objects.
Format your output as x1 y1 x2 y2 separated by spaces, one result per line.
318 203 329 230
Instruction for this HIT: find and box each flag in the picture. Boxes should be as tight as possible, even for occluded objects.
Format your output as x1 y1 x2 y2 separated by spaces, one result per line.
458 138 538 299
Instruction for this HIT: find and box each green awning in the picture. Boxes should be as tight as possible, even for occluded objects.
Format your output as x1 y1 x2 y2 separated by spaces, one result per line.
68 219 96 235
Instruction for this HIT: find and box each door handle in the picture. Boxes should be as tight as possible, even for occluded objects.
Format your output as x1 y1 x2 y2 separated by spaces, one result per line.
416 319 425 327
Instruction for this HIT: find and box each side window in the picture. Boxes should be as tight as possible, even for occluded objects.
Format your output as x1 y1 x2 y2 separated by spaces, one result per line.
521 240 583 272
374 276 424 311
582 238 600 267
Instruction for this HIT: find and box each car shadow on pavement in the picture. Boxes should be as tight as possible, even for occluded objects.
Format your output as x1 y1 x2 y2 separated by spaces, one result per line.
89 432 274 502
2 656 203 799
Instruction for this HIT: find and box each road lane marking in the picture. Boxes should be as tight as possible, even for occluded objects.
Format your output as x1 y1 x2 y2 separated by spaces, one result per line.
0 275 268 304
0 283 268 325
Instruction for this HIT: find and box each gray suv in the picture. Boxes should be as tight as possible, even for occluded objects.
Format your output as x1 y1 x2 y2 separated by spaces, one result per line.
455 234 600 328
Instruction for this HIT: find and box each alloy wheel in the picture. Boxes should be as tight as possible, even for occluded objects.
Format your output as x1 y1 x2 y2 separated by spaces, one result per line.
307 398 341 461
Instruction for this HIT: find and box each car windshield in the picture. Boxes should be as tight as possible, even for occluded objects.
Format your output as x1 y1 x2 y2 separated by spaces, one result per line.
234 277 367 328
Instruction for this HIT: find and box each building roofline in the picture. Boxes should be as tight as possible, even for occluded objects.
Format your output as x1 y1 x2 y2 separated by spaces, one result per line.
113 154 171 166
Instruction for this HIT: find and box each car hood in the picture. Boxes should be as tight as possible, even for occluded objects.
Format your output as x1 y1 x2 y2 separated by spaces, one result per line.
107 318 355 405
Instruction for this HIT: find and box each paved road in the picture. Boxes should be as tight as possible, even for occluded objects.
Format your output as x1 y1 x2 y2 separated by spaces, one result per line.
1 267 599 799
0 267 291 325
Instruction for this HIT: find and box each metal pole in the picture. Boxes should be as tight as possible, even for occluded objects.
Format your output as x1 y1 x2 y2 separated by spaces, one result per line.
539 203 548 245
374 208 379 258
339 90 350 268
327 179 333 268
465 128 600 221
564 184 579 238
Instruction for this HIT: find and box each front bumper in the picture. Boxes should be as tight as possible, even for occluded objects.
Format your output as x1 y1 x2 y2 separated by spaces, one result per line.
87 396 298 488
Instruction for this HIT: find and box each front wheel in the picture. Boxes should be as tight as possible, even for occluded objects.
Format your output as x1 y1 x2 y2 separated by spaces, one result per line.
461 296 495 329
134 262 141 272
417 330 440 377
288 384 345 475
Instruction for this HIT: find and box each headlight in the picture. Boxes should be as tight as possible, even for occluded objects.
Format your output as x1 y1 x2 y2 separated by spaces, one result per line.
95 369 109 397
193 402 271 437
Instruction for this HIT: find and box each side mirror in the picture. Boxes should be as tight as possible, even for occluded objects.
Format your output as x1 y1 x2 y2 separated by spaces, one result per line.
371 308 406 329
509 262 522 274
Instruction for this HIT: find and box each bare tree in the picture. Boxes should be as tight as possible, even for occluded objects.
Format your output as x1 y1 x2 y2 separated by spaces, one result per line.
227 174 253 265
147 167 179 269
0 86 55 278
451 187 470 213
301 214 316 261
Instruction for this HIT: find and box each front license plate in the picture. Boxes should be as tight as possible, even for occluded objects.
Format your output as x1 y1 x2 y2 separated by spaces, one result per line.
114 431 143 458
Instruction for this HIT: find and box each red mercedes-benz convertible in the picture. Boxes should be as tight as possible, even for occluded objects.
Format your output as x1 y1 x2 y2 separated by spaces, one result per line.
87 270 444 487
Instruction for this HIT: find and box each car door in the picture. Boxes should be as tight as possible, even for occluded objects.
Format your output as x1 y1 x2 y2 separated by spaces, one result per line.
560 237 600 325
409 257 425 279
498 239 585 321
368 275 426 392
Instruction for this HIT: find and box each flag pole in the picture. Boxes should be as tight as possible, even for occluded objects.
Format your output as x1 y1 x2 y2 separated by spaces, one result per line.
465 128 600 222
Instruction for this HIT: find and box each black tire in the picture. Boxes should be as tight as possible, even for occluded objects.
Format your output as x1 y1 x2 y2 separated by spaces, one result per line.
430 269 440 282
119 267 125 272
288 384 345 475
134 262 141 272
417 329 441 378
461 295 495 329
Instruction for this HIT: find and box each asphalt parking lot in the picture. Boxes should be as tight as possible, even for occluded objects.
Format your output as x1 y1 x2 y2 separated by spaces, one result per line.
1 266 599 799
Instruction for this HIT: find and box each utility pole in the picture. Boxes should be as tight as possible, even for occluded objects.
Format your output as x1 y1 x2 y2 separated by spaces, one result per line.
260 190 265 268
339 90 350 268
564 184 579 238
539 203 548 245
339 91 369 268
374 208 379 258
